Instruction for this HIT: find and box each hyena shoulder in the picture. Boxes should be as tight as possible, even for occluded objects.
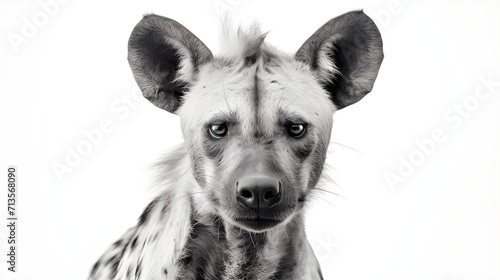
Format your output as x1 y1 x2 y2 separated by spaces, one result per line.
89 226 137 280
90 189 194 280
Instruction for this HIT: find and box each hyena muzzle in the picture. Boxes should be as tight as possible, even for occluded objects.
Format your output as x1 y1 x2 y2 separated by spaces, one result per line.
90 10 383 280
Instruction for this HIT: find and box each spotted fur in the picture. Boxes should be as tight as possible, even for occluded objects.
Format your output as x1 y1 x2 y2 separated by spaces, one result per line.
90 10 383 280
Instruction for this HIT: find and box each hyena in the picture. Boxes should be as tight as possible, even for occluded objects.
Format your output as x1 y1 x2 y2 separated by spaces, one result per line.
90 10 383 280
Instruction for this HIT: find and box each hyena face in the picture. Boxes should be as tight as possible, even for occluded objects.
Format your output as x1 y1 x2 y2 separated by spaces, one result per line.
128 11 383 232
178 58 335 231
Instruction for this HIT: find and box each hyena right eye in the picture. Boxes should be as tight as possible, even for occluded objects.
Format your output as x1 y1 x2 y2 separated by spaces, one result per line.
287 123 307 138
208 124 228 139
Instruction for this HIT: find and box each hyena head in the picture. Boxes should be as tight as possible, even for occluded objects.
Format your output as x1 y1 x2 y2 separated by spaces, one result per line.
128 11 383 232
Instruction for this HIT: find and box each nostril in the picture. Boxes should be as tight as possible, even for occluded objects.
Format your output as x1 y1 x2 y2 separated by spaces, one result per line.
263 190 275 200
263 182 281 201
240 189 253 199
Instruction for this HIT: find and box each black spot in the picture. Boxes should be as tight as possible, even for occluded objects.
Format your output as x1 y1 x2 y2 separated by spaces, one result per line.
180 255 192 265
163 268 168 275
127 267 133 278
245 53 258 66
138 197 159 226
253 130 264 139
161 198 170 214
263 140 274 146
112 239 122 247
136 260 143 278
152 232 160 242
106 255 121 278
90 260 101 277
130 236 138 250
270 80 278 84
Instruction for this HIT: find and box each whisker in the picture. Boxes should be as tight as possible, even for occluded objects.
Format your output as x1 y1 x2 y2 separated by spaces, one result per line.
314 188 346 200
329 141 365 156
323 164 344 175
249 232 256 248
309 194 337 209
321 170 341 188
154 167 192 186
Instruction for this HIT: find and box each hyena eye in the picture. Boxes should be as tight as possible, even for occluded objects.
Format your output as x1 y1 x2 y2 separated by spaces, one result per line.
287 124 307 138
209 124 228 138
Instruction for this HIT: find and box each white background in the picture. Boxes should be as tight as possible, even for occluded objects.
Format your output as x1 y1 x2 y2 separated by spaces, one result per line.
1 0 499 279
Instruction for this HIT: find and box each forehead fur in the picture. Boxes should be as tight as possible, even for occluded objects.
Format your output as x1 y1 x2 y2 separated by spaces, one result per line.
177 23 335 137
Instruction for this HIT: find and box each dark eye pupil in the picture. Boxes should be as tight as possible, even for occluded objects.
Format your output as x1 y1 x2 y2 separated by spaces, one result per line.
288 124 305 137
209 124 227 138
213 125 224 133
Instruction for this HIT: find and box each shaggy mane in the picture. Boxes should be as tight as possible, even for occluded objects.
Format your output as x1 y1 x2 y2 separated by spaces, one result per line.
216 19 281 67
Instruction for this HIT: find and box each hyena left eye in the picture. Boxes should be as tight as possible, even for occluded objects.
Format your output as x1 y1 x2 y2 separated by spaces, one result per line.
209 124 228 138
287 124 307 138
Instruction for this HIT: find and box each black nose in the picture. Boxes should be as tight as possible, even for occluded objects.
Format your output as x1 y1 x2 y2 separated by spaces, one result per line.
236 176 282 209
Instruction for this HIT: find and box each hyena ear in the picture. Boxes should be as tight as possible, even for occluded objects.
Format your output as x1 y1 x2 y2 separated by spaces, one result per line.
128 14 213 113
295 10 384 109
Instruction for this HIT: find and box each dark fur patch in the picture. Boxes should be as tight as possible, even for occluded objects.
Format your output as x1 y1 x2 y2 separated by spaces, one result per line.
178 215 227 279
106 254 121 278
245 53 258 66
135 260 143 279
138 197 159 226
294 137 315 162
127 267 133 278
203 139 226 161
253 70 260 115
307 141 328 189
112 239 122 247
90 259 101 277
130 236 138 250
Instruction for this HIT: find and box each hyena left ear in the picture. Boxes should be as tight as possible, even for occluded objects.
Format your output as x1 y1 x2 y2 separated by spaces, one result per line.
295 10 384 109
128 14 213 113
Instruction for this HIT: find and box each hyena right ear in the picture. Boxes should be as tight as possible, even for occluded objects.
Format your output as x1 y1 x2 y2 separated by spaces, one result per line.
128 14 213 113
296 10 384 109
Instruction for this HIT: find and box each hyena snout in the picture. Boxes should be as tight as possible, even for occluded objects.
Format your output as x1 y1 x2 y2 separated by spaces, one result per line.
236 175 282 210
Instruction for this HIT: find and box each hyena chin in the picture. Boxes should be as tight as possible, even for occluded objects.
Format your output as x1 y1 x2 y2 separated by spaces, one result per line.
90 10 383 280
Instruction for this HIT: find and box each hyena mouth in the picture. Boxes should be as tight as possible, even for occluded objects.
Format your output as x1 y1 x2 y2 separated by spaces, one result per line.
234 217 283 231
